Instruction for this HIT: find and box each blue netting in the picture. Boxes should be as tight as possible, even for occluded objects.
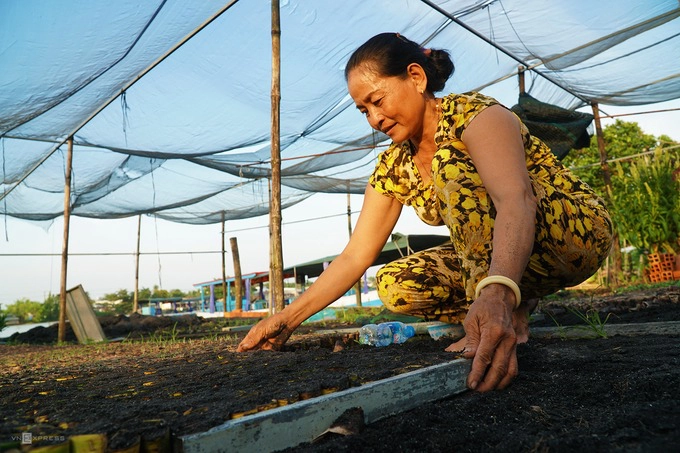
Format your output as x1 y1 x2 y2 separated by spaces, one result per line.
2 0 679 224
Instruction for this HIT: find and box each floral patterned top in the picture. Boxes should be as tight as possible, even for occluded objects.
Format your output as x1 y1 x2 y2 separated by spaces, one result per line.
368 91 569 225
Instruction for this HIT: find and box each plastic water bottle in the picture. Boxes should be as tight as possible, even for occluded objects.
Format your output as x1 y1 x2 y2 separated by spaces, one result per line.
358 323 391 347
358 322 415 347
383 321 416 344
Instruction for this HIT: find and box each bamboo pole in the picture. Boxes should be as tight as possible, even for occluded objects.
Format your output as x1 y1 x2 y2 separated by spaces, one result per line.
267 178 273 315
270 0 285 313
222 212 228 316
591 102 612 189
591 101 619 287
230 237 243 311
133 214 141 313
58 137 74 343
347 193 362 307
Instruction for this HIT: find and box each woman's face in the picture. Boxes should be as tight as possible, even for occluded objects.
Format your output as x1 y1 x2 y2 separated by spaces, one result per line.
347 63 427 143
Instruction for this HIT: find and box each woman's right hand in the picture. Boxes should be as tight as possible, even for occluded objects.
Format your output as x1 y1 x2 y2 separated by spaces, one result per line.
236 312 297 351
237 185 402 352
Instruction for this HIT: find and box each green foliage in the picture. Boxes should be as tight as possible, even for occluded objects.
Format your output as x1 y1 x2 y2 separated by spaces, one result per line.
138 287 152 300
612 279 679 294
544 311 569 340
566 307 611 339
145 322 182 344
101 287 196 314
607 149 680 253
40 293 60 322
337 306 385 324
564 120 658 196
145 285 190 300
564 119 679 257
545 306 611 339
0 312 7 333
169 288 185 298
3 296 60 323
103 289 133 302
149 285 173 299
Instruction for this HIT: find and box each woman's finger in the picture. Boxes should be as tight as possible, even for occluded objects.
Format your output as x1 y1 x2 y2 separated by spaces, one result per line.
475 336 516 392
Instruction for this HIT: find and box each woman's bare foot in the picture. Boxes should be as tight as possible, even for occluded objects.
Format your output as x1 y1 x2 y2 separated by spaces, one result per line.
513 298 538 344
444 336 467 352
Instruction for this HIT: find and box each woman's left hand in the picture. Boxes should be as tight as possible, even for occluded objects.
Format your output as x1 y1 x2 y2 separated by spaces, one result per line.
461 284 519 392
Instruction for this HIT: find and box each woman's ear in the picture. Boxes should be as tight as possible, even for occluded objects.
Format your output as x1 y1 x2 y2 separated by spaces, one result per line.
407 63 428 94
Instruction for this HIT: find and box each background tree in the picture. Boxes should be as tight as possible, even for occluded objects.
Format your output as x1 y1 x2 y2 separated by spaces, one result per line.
4 298 46 323
564 120 678 283
138 287 152 301
608 149 680 254
101 287 196 315
101 289 134 314
169 289 185 298
39 293 60 322
103 289 133 303
563 120 658 196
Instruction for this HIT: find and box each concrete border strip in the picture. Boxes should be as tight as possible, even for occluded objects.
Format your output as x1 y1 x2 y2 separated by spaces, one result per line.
531 320 680 339
180 358 471 453
317 321 680 340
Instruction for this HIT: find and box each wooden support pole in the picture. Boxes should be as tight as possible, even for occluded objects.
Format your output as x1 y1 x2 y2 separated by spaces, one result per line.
347 193 362 307
591 102 612 189
230 237 243 311
267 179 273 316
58 137 74 343
518 65 526 94
270 0 284 313
133 214 141 314
591 101 618 287
222 212 228 316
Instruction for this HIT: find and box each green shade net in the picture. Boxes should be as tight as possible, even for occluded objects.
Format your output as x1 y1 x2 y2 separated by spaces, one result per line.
511 93 594 160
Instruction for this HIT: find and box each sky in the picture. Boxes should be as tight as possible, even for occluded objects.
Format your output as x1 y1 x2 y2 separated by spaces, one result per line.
1 99 679 307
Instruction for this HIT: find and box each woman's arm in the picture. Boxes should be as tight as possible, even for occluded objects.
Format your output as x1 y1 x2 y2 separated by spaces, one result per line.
463 104 537 287
460 104 537 391
237 185 403 351
284 185 403 326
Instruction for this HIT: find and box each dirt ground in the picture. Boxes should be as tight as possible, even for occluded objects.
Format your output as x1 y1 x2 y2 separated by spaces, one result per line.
1 283 678 452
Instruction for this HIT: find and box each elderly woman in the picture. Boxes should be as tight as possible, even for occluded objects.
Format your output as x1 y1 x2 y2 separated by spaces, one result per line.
238 33 612 392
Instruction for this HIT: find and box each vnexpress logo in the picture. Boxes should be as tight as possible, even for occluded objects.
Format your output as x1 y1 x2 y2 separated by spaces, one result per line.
21 432 32 445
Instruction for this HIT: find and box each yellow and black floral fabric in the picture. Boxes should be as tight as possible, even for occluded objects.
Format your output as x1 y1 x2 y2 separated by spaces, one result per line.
369 92 613 323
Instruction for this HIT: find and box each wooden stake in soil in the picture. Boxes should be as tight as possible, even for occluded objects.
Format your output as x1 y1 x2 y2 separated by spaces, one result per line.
221 211 227 316
58 137 74 343
347 192 362 307
230 237 243 311
133 214 141 314
591 101 620 287
269 0 284 313
591 102 612 189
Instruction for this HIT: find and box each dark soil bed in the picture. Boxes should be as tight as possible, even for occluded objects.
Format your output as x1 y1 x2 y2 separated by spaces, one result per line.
1 283 678 452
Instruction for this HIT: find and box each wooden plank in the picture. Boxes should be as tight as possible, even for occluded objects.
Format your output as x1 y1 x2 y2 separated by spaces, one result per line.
180 358 471 453
65 284 106 344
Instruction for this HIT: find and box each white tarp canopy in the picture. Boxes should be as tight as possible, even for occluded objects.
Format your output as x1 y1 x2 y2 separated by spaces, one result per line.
2 0 679 224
